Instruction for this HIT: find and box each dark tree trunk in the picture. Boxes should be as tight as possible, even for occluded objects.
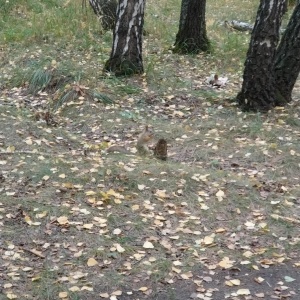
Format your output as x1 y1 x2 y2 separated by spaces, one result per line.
236 0 287 112
274 1 300 104
104 0 145 76
173 0 210 54
88 0 117 31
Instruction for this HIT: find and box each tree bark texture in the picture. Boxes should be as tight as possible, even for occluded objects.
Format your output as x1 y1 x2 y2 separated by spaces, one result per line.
88 0 117 31
173 0 210 54
237 0 287 112
274 1 300 104
104 0 145 76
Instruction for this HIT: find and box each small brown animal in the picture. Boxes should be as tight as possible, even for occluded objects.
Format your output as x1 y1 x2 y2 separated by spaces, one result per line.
209 74 221 87
107 125 154 155
209 74 228 87
34 111 56 126
136 125 154 155
153 138 167 160
106 145 132 154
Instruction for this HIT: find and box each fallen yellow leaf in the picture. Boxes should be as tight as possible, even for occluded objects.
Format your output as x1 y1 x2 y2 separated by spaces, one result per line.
131 205 140 211
236 289 251 295
87 258 98 266
113 228 122 235
143 241 154 249
203 235 214 245
69 286 80 292
218 257 235 269
99 293 109 298
57 216 68 225
58 291 68 298
111 290 122 296
115 243 125 253
83 223 93 229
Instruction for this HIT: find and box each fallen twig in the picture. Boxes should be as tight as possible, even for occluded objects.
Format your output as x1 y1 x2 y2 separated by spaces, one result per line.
22 248 46 259
271 214 300 225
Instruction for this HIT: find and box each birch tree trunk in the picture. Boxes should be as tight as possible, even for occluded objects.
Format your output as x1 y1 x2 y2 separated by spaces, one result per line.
88 0 117 31
274 1 300 104
173 0 210 54
236 0 287 112
104 0 145 76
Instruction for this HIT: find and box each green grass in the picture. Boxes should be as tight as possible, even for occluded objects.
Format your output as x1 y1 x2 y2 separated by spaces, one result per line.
0 0 258 93
0 0 98 44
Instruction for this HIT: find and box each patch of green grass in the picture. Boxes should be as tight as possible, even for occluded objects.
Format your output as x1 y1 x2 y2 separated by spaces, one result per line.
5 55 77 92
0 0 98 46
145 0 180 43
102 76 142 95
31 268 65 299
150 258 173 282
285 116 300 127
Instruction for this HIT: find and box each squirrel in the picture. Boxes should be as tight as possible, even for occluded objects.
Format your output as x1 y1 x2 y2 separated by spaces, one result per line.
209 74 221 86
106 125 154 155
153 139 168 160
208 74 227 88
34 111 57 126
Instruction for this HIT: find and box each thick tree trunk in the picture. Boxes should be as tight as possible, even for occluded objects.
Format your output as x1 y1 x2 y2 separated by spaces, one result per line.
104 0 145 76
173 0 210 54
236 0 287 112
274 1 300 104
88 0 117 31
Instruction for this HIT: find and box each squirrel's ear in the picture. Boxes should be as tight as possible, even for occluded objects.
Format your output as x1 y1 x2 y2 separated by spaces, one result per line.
145 125 149 131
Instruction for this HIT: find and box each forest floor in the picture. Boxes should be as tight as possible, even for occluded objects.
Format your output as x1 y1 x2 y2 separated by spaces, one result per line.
1 0 300 299
1 77 300 300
